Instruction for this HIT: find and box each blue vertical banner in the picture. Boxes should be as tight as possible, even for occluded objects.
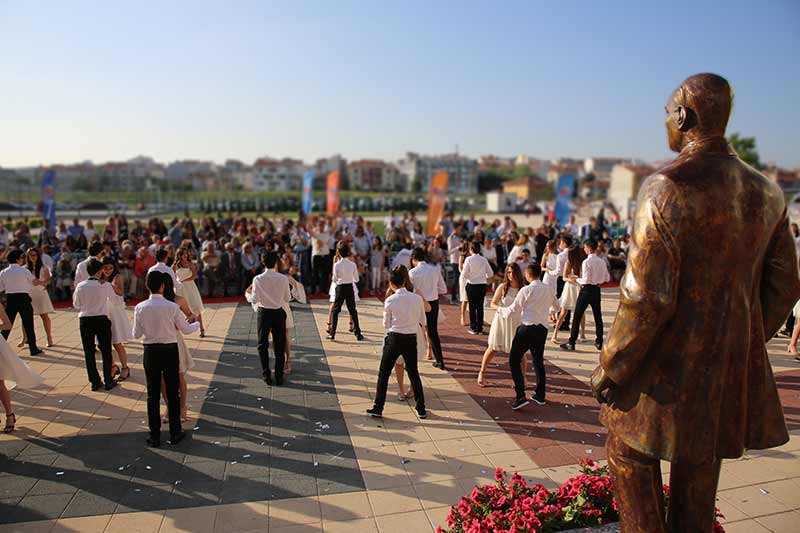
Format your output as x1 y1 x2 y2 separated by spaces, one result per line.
554 173 575 227
41 169 57 228
301 170 314 215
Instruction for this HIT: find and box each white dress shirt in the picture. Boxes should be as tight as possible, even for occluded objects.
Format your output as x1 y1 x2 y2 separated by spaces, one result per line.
409 262 447 302
499 280 559 326
555 248 569 279
383 288 427 334
0 264 35 295
246 269 290 310
332 258 360 285
461 254 494 285
132 294 200 344
446 234 462 264
148 262 180 288
390 249 412 270
73 278 115 317
311 231 330 256
577 254 611 286
74 256 93 286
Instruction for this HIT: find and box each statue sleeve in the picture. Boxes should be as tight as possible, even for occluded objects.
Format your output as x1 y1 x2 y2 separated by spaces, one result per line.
760 208 800 340
600 176 680 386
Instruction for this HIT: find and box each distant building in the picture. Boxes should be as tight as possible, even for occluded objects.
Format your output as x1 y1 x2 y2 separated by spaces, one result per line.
608 163 655 220
396 152 479 194
486 192 517 213
583 157 628 182
251 157 305 192
765 165 800 193
347 160 402 191
502 175 549 203
310 155 347 189
165 160 216 182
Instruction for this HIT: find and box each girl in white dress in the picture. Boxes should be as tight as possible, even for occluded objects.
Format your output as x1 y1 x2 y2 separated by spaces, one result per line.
0 303 45 432
19 248 54 347
173 248 205 337
541 240 560 291
100 258 132 381
552 246 586 344
385 265 429 401
458 245 469 326
270 257 307 374
162 275 195 421
477 263 525 387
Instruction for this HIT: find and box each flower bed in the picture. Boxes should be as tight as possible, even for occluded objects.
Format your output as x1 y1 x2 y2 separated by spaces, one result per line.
438 459 725 533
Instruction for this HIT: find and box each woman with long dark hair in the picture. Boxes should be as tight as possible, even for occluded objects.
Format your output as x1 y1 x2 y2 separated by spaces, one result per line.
173 248 205 337
160 275 194 421
552 246 586 344
477 263 526 387
19 248 54 347
100 257 132 380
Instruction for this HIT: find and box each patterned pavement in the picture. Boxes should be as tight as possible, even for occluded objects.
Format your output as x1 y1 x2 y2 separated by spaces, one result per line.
0 291 797 532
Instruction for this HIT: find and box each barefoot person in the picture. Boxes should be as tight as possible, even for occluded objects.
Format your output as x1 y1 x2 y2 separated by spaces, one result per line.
0 302 45 433
367 267 427 419
132 271 199 447
498 263 559 410
73 258 117 391
477 263 525 387
0 250 45 356
246 252 290 386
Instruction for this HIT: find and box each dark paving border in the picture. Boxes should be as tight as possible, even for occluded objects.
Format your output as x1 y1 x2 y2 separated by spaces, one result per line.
0 303 364 524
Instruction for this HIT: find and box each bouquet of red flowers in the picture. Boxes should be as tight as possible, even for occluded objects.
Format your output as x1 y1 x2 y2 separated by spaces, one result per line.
439 459 725 533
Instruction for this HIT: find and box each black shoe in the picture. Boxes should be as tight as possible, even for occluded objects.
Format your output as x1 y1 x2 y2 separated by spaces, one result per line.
326 334 335 340
263 373 273 386
30 350 44 356
417 409 427 419
559 324 571 332
511 397 530 411
91 382 102 392
146 437 161 448
531 395 546 405
168 431 186 445
560 343 575 351
467 329 478 335
438 363 447 371
355 334 364 341
595 341 603 351
366 408 383 418
431 361 442 369
275 375 284 386
104 381 117 391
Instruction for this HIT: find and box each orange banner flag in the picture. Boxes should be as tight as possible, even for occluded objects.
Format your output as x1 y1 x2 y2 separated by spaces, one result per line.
326 171 340 215
426 171 448 236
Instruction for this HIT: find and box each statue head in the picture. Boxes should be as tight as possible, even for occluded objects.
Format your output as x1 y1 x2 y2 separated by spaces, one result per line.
665 73 733 152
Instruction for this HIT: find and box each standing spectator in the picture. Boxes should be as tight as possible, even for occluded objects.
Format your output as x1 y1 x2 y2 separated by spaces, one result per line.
134 246 156 298
220 242 241 296
309 222 331 296
68 218 84 240
241 242 260 293
201 242 222 297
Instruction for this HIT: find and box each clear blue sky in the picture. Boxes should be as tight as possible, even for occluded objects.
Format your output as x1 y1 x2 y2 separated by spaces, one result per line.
1 0 798 168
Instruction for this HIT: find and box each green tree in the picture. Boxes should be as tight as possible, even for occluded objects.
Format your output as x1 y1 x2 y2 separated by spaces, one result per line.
728 133 762 169
411 175 423 193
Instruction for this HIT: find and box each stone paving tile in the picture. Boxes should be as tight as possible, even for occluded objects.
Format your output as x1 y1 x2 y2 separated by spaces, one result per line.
1 293 798 532
0 303 363 526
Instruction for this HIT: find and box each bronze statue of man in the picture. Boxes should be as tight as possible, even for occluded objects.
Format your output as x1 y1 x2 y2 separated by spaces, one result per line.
591 73 800 532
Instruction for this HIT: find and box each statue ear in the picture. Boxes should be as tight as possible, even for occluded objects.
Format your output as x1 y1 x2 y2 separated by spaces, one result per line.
675 105 689 130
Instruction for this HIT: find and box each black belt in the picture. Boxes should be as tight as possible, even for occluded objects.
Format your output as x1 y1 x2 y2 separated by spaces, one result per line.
387 332 415 337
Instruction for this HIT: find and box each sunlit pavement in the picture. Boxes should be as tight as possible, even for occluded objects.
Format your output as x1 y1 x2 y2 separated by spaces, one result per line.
0 291 798 532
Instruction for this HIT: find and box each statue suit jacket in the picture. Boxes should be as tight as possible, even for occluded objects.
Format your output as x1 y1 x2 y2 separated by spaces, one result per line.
600 138 799 464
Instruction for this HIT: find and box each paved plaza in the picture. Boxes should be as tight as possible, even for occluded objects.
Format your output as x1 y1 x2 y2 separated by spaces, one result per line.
0 290 798 532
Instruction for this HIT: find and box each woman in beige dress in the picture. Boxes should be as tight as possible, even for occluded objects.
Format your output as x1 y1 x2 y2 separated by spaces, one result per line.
174 248 205 337
20 248 54 348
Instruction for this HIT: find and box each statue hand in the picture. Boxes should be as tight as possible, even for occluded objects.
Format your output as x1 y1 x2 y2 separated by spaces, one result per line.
590 366 615 404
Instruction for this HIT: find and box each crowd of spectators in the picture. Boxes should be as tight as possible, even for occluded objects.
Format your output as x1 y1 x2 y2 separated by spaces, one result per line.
0 209 631 304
